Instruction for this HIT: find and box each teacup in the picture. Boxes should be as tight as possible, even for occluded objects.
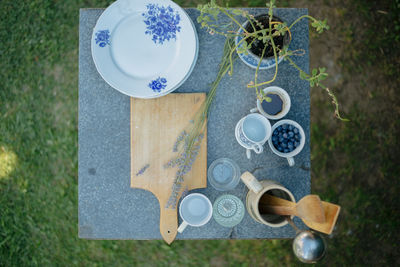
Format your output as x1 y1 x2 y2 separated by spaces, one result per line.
235 113 272 159
177 193 212 233
250 86 291 120
268 119 305 166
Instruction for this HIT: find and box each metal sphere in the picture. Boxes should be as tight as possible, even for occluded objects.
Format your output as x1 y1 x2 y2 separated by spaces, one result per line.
293 230 326 263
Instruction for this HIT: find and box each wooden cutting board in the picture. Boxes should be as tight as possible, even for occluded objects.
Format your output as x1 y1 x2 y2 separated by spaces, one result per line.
130 93 207 244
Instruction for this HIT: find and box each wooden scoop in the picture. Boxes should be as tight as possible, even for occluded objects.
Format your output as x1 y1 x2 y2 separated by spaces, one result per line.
260 194 326 223
260 195 340 235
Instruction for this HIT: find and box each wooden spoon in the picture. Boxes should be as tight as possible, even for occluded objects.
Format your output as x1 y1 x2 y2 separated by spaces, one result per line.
260 195 341 235
259 194 326 223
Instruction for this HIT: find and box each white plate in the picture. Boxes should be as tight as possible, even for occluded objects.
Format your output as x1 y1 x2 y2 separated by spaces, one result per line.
92 0 198 98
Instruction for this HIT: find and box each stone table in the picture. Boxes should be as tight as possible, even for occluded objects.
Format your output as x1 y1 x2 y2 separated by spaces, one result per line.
79 8 310 240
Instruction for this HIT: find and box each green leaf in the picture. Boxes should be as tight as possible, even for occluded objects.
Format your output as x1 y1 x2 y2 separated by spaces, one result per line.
299 71 307 80
232 9 243 16
312 68 318 76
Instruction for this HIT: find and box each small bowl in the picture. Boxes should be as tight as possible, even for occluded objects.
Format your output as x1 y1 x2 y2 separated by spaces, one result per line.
256 86 291 120
208 158 240 191
268 119 305 166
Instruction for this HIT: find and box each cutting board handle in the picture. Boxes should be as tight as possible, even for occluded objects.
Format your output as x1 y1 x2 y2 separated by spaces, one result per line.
159 206 178 245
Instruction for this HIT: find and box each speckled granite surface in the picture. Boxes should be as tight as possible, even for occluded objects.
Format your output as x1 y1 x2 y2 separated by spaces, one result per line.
79 8 310 240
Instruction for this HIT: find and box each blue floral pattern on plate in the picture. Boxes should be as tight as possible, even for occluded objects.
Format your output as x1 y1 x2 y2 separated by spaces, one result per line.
95 30 111 47
142 4 181 44
235 27 282 69
148 77 167 92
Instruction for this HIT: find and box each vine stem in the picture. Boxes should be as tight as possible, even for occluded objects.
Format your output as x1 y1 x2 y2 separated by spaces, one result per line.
247 32 279 89
244 13 257 33
185 38 237 152
219 8 248 33
288 15 316 30
286 56 304 73
253 38 268 98
247 18 288 89
228 35 256 75
317 83 349 122
270 21 292 42
285 57 348 121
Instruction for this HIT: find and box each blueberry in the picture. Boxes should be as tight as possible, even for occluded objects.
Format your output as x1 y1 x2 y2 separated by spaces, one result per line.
295 141 300 147
279 137 284 142
288 125 293 130
288 144 294 150
281 143 287 148
283 133 288 139
288 131 294 137
294 128 299 134
288 141 293 147
278 146 284 152
284 149 289 153
295 134 300 140
278 126 283 131
289 147 295 152
290 138 295 143
282 124 288 130
272 136 277 142
273 130 278 136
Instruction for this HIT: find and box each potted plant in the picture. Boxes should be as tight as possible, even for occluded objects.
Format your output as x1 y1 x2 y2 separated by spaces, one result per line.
235 13 290 71
197 0 346 121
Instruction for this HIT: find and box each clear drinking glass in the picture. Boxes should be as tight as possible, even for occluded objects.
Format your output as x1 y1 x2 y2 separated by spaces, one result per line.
207 158 240 191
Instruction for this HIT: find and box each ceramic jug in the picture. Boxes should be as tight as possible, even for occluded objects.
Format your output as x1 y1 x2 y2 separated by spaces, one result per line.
241 171 296 227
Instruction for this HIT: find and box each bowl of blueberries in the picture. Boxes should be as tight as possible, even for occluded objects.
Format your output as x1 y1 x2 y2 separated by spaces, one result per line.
268 119 305 166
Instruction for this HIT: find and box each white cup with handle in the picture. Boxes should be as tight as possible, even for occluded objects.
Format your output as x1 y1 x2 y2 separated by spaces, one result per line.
250 86 291 120
235 113 272 159
177 193 212 233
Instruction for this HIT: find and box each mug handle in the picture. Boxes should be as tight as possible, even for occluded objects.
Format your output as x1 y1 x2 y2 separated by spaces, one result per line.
252 144 263 154
177 221 188 233
250 107 258 113
240 171 263 194
287 157 295 167
246 149 251 159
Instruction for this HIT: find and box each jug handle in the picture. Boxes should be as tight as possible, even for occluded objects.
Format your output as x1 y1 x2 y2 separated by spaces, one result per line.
241 172 263 194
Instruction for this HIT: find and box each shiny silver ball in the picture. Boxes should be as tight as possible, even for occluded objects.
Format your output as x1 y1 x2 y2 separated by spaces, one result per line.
293 230 326 263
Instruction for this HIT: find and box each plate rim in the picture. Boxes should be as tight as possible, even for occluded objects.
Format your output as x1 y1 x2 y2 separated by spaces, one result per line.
91 0 199 98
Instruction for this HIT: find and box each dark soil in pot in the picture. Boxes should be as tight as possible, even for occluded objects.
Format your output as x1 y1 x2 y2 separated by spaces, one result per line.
245 14 289 58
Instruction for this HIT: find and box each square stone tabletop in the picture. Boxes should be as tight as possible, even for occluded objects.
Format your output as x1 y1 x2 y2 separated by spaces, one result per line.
79 7 310 240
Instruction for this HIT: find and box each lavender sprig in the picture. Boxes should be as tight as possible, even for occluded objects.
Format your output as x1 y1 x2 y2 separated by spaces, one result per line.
165 38 237 209
172 130 188 152
165 134 204 209
136 164 150 176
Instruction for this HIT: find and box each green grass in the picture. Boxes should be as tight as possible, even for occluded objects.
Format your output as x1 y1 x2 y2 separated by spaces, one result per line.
1 0 399 266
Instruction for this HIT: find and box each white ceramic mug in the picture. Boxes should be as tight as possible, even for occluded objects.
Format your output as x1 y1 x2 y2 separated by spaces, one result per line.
250 86 291 120
268 119 305 166
177 193 212 233
235 113 272 159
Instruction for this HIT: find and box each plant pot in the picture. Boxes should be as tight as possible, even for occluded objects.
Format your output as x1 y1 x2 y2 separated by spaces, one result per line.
235 14 290 70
